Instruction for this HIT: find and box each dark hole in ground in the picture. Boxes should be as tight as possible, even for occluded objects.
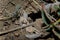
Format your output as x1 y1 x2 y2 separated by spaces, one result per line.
43 0 53 3
58 0 60 2
28 11 42 22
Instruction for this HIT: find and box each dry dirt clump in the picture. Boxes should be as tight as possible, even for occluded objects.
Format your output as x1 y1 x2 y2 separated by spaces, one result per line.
0 0 60 40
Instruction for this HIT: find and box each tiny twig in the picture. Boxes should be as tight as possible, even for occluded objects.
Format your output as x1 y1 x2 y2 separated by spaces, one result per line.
0 22 34 35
